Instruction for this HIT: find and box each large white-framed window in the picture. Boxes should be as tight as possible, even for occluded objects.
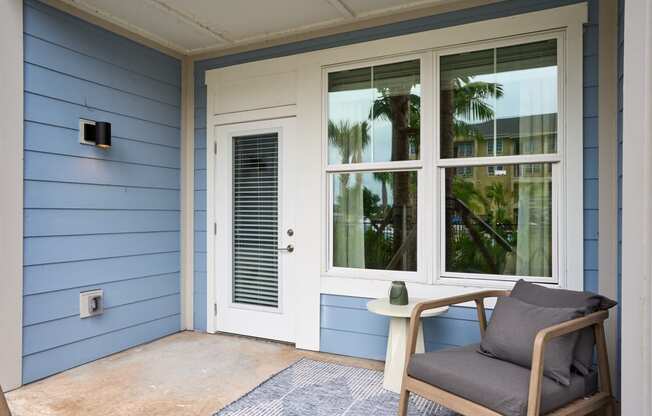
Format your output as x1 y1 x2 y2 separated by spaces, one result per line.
323 54 433 283
435 32 566 285
322 29 581 288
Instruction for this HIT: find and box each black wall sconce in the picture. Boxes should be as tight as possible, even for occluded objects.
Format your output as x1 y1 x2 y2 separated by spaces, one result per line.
79 119 112 149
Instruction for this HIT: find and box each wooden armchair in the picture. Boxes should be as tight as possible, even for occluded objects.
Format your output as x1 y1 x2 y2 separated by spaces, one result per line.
0 386 11 416
398 290 614 416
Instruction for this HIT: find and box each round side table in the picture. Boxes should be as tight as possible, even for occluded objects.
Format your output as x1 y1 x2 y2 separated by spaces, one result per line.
367 298 449 393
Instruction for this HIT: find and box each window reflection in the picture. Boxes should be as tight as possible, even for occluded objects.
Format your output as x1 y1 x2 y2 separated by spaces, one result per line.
328 60 421 164
332 171 417 271
444 164 552 277
440 39 557 159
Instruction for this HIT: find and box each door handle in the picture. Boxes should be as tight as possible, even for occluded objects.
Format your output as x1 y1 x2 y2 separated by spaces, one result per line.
277 244 294 253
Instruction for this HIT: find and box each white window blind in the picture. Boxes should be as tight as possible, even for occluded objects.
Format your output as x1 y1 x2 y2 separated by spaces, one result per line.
232 133 279 308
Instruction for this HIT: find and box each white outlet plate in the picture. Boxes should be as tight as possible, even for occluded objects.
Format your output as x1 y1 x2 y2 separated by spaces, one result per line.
80 289 103 318
79 119 96 146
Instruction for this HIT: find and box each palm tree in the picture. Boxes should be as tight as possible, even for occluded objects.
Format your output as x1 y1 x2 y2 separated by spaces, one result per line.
328 120 370 269
441 75 503 273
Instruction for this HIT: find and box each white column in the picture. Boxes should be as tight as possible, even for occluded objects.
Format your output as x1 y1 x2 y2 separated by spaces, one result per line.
622 0 652 413
0 0 24 391
180 57 195 330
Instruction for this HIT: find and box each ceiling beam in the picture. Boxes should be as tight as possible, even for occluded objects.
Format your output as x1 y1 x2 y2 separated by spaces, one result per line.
326 0 356 19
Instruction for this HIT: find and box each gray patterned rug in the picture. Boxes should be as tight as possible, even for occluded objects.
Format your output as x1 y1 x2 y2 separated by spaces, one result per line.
214 358 455 416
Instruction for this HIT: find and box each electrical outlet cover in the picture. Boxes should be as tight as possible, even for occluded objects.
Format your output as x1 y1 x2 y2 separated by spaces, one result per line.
80 289 103 318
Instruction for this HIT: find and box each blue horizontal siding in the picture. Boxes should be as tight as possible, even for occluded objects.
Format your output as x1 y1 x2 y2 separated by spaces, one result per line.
320 294 484 361
24 121 180 169
24 252 180 295
24 34 180 106
24 0 179 86
24 231 180 266
25 181 180 210
25 93 180 148
22 0 181 383
22 314 180 383
24 273 180 325
24 63 179 128
24 209 180 236
25 151 179 190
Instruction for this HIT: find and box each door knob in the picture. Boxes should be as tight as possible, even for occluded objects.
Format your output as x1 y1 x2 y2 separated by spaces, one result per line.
277 244 294 253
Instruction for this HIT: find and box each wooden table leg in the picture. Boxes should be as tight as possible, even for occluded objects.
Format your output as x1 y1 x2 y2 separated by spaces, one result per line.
383 317 425 393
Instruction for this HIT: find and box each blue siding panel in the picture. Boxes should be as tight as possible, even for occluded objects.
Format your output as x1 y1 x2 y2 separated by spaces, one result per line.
25 181 180 210
25 209 180 237
24 121 180 169
24 273 180 325
24 1 180 86
24 252 180 295
24 64 179 128
24 35 180 106
22 0 181 383
23 314 180 383
24 232 180 266
25 93 180 148
23 294 180 355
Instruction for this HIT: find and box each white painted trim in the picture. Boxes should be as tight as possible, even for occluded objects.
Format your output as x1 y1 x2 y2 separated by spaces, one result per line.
622 0 652 413
0 0 23 391
597 0 620 392
214 105 297 126
180 57 195 330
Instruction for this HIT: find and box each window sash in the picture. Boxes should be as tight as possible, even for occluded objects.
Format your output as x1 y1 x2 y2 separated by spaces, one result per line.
322 31 568 284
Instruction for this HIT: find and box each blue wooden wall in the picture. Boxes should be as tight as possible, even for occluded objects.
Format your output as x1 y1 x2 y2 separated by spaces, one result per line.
193 0 593 333
23 0 182 383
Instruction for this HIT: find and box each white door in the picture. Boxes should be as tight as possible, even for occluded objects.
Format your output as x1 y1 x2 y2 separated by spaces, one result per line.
213 117 296 343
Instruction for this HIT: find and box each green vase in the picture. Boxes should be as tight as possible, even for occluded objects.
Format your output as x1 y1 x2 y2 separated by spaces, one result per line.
389 281 409 305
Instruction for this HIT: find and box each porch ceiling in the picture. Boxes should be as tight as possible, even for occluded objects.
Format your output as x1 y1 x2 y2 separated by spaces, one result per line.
55 0 472 55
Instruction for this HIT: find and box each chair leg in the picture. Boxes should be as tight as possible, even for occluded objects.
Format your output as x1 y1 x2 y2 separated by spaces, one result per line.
398 387 410 416
0 386 11 416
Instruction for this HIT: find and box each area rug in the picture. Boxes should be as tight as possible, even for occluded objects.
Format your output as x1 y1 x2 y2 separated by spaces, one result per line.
214 358 456 416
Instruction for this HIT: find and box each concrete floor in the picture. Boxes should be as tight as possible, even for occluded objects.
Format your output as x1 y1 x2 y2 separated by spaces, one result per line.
6 331 383 416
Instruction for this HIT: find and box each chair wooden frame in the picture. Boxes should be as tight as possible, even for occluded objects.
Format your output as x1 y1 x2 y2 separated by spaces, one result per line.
398 291 615 416
0 386 11 416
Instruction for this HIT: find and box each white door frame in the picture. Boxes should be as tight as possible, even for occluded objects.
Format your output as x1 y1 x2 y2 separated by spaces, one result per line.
206 110 298 337
210 117 296 342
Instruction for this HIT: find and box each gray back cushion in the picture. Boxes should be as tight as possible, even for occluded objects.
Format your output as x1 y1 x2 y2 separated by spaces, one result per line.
479 296 583 385
510 280 617 374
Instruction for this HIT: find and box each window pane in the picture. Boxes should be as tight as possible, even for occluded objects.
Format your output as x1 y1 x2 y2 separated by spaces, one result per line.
440 40 557 158
444 164 552 278
328 60 420 164
332 171 417 271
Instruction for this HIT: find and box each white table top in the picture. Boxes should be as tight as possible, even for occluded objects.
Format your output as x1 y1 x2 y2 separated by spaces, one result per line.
367 298 449 318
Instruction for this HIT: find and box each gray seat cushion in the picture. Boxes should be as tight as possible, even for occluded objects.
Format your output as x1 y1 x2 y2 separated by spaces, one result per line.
407 344 597 416
510 279 617 375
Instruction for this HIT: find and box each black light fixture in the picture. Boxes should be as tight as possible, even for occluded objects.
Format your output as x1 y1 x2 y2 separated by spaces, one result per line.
80 119 112 149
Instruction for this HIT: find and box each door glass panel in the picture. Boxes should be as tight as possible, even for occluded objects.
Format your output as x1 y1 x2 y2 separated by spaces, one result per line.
232 133 279 308
440 39 558 158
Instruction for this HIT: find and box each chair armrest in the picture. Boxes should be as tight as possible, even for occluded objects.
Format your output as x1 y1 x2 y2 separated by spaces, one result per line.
404 290 509 363
526 310 609 416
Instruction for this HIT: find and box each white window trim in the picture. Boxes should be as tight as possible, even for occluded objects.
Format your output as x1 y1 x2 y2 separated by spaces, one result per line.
321 28 583 291
434 31 565 286
321 52 434 283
